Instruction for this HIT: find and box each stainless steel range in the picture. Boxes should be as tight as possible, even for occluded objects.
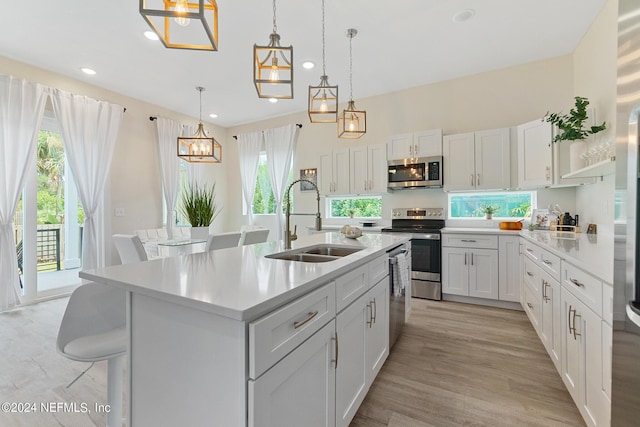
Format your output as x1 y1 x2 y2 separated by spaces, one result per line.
382 208 445 300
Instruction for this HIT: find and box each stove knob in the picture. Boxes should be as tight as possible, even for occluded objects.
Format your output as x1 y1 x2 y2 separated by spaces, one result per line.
427 211 433 216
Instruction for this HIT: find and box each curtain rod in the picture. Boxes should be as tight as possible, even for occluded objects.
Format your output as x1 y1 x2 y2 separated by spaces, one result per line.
233 124 302 140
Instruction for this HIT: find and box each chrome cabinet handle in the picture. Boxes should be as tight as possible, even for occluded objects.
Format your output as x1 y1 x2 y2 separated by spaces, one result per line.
568 305 574 336
464 252 467 265
569 278 584 288
545 166 551 180
366 302 373 328
543 280 550 302
526 248 533 253
470 174 474 186
409 145 413 156
527 302 533 309
573 312 582 339
372 298 377 324
543 259 552 265
294 310 319 329
333 333 339 368
471 252 474 266
364 180 368 191
461 239 477 243
477 173 480 187
526 271 534 277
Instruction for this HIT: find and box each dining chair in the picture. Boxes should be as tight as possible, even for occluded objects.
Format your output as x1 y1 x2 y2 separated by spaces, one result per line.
57 282 126 427
240 228 270 246
205 232 242 251
113 234 149 264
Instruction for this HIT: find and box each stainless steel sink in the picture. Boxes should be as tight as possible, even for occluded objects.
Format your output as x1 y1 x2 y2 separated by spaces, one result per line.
304 247 362 257
266 253 340 263
265 244 364 263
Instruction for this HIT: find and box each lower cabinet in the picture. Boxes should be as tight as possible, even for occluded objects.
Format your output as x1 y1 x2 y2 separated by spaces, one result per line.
539 269 562 372
336 278 389 427
442 247 499 299
498 235 521 302
249 320 337 427
560 282 609 427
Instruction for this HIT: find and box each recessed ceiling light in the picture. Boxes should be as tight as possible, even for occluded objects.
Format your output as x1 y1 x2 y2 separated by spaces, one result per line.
81 67 96 75
269 98 278 103
452 9 476 23
302 61 315 70
209 113 218 119
144 30 159 41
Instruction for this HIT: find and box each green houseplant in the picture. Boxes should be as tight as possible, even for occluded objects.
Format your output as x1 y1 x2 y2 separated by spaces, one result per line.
179 182 220 239
478 204 500 220
544 96 607 143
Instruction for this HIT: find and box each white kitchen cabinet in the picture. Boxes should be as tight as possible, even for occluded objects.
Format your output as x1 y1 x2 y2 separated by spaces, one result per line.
443 128 510 191
365 278 389 385
387 129 442 160
539 268 562 373
319 148 350 195
335 273 390 427
442 234 499 299
350 144 387 194
249 320 336 427
498 235 520 302
517 118 594 189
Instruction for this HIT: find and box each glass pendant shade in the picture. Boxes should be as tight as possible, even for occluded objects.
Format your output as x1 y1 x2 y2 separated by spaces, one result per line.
308 76 338 123
139 0 218 51
253 33 294 99
338 100 366 138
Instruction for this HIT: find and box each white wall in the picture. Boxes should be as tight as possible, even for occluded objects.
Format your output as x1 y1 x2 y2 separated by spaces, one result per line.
573 0 617 235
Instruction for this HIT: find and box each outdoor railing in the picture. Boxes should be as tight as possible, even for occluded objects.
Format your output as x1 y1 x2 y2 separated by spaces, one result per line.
36 228 61 271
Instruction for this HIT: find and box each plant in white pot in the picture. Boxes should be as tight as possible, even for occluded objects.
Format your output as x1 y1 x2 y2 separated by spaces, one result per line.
544 96 607 171
179 182 220 239
478 204 500 220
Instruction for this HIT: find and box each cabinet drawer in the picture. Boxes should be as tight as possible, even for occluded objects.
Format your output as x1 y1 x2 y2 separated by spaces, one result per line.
561 262 602 315
442 234 498 249
522 241 541 262
602 283 613 326
523 284 541 331
336 263 370 312
369 254 389 286
522 257 541 294
249 283 336 379
539 251 561 282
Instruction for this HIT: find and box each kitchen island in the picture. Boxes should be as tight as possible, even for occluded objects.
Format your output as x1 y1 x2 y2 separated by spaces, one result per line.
80 232 410 427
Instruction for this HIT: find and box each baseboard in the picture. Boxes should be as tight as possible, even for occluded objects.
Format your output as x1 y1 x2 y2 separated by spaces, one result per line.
442 294 523 311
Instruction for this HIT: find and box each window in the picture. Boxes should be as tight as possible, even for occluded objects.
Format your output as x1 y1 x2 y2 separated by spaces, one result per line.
250 152 293 215
448 192 535 219
326 196 382 218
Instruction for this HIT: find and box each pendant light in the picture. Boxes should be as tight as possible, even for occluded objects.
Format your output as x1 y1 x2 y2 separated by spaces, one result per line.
308 0 338 123
178 87 222 163
253 0 294 99
139 0 219 51
338 29 366 138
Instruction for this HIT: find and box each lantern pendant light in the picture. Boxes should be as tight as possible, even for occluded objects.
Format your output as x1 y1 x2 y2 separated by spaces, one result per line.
253 0 294 99
308 0 338 123
338 28 366 138
178 87 222 163
139 0 219 51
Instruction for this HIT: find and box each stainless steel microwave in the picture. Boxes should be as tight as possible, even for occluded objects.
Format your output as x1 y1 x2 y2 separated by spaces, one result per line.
387 156 443 190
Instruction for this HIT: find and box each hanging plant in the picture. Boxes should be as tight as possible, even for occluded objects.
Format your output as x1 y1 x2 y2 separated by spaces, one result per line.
544 96 607 143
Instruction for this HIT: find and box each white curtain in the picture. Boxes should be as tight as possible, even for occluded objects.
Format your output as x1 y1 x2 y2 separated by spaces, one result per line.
51 89 123 271
237 131 263 225
0 76 47 310
264 124 299 241
156 117 182 237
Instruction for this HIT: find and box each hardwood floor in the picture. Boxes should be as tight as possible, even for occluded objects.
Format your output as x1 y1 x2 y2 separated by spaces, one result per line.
0 297 583 427
351 299 584 427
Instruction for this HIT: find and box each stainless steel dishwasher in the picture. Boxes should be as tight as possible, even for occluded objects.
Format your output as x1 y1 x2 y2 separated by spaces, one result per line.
388 242 410 349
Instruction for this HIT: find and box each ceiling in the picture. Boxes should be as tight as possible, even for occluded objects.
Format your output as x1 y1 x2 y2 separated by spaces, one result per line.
0 0 606 128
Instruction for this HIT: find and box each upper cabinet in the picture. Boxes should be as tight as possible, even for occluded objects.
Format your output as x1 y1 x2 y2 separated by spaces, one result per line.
387 129 442 160
517 119 594 189
320 144 387 196
350 144 388 194
319 148 350 195
443 128 510 192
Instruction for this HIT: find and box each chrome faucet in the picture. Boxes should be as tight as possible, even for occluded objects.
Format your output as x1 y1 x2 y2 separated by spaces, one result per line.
284 179 322 249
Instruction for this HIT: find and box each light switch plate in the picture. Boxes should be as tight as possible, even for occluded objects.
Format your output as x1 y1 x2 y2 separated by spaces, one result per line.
114 208 125 217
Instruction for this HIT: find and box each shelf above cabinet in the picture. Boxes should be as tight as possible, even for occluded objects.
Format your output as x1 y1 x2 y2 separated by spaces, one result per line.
561 157 615 180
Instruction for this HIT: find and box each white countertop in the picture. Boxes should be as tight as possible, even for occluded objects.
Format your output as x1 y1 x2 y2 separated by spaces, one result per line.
443 227 613 283
309 224 387 232
80 233 410 322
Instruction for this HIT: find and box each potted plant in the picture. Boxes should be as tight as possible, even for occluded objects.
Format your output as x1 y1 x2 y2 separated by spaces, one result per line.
479 204 500 220
179 182 220 239
544 96 607 171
